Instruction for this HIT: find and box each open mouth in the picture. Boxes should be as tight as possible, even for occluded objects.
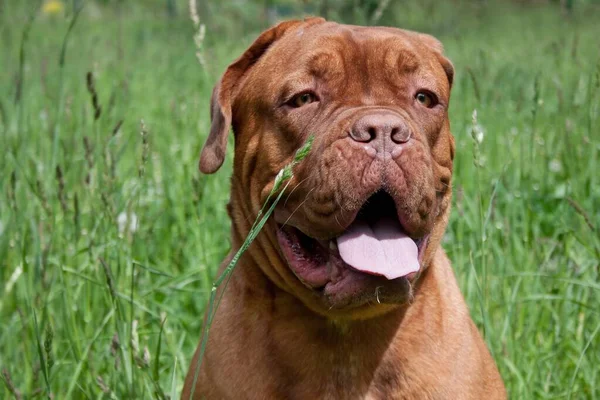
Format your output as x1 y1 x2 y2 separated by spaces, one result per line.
276 191 429 294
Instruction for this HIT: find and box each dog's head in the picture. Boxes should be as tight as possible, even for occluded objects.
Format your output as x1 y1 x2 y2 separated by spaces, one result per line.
200 18 455 319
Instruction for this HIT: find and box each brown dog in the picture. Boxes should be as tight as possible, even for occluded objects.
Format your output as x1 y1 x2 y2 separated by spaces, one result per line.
182 18 506 399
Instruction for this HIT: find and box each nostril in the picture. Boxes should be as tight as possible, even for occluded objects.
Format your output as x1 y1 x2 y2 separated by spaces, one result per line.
391 126 411 144
349 127 372 142
367 127 377 141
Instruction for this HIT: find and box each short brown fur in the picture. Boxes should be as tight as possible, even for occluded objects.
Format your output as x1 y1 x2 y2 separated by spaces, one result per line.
184 18 506 399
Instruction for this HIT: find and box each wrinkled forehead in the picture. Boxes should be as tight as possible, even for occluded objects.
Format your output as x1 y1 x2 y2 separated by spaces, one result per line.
289 22 423 53
250 22 449 98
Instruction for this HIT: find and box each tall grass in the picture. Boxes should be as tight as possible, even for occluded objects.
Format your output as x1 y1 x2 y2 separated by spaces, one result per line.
0 1 599 398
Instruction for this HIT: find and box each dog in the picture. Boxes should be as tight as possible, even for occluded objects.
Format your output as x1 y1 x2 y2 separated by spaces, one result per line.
182 17 506 399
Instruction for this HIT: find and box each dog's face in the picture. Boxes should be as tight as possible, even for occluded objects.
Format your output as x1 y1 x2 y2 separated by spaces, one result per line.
201 19 455 319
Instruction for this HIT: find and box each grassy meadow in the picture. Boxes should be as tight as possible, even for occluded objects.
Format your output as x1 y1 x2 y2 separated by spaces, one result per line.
1 1 599 398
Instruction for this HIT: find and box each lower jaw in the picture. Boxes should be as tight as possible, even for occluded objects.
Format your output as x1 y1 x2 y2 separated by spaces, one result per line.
320 272 414 311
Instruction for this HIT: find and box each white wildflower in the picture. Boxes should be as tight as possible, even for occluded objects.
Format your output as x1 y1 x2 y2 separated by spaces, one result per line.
469 110 485 143
553 183 567 199
117 212 139 235
548 159 562 173
469 123 485 144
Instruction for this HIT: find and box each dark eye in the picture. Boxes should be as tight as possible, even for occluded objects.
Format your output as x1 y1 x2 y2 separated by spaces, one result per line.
289 92 317 108
415 91 437 108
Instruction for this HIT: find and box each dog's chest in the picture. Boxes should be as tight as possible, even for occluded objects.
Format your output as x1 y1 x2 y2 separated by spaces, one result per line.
283 348 410 400
320 353 368 398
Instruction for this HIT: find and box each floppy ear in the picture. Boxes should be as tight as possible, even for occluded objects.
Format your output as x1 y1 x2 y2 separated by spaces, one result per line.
417 33 454 89
437 54 454 89
199 17 326 174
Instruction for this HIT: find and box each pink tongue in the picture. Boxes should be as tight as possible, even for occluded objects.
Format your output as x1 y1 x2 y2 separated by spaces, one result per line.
336 218 419 280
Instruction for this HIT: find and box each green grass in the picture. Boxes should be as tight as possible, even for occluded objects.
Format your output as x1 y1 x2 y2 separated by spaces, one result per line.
1 1 599 398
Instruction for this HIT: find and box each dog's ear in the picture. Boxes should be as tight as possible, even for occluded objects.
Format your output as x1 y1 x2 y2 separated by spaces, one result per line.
437 54 454 89
417 34 454 89
199 17 326 174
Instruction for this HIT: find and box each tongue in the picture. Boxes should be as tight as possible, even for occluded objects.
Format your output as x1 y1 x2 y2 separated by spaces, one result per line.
336 218 419 280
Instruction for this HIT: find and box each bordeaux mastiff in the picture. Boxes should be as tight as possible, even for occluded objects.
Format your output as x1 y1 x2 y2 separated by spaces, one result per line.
183 17 506 400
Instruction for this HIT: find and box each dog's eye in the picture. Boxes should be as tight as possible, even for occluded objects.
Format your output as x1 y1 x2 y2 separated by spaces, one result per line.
289 92 317 108
415 91 437 108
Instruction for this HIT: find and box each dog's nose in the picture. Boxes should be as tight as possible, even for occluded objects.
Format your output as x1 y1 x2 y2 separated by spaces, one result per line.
349 112 411 152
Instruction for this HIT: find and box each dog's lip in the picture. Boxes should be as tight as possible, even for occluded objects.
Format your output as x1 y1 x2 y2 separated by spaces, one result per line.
273 207 361 242
274 191 428 246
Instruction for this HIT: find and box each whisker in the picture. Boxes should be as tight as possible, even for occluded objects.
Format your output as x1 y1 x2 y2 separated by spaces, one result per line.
280 187 315 229
284 176 311 207
333 193 347 229
335 214 343 229
375 286 382 304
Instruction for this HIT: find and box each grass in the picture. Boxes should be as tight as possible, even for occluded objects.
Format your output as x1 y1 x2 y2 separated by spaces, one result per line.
0 1 599 398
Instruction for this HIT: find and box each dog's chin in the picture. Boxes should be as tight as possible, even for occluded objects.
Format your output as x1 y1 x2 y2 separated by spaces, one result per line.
275 192 430 312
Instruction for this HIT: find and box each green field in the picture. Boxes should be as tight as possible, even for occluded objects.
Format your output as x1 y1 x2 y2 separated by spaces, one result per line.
1 1 599 398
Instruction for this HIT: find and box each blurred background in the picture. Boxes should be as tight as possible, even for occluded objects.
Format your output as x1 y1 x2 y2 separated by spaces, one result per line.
1 0 599 398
